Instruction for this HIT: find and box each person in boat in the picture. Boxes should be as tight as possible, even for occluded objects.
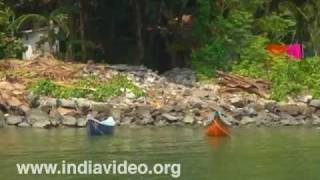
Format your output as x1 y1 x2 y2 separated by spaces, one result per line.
205 111 232 126
205 111 231 137
87 112 116 136
86 112 116 126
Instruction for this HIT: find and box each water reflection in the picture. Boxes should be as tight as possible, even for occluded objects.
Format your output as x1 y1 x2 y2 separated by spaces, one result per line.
0 127 320 180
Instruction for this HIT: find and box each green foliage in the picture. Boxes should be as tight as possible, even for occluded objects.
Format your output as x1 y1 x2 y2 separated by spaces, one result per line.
0 4 14 32
191 39 228 78
192 1 258 79
91 75 144 101
192 1 257 79
28 75 144 101
232 36 270 78
268 58 304 100
0 32 26 59
217 10 254 48
233 50 320 101
255 12 296 42
0 3 26 58
11 5 77 54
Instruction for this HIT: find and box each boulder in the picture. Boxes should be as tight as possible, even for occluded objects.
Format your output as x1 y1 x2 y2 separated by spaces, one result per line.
49 108 63 126
279 113 298 126
57 107 79 117
192 90 210 98
32 121 51 128
240 116 256 126
311 115 320 126
27 93 40 108
249 102 265 112
19 105 31 115
0 111 5 128
222 114 238 126
58 99 76 109
162 113 180 122
174 104 188 112
183 114 195 124
75 98 91 115
233 107 257 119
75 98 92 108
18 122 31 128
298 104 314 116
120 117 134 126
135 106 153 125
109 108 122 122
160 105 175 113
230 97 246 108
92 102 112 112
163 68 196 86
310 99 320 108
39 97 57 113
279 104 300 116
280 119 300 126
126 92 136 99
154 120 168 127
296 95 313 103
137 116 154 125
265 102 279 113
27 109 51 128
6 115 24 125
182 89 192 96
136 105 152 116
256 112 280 126
76 117 87 127
62 116 77 126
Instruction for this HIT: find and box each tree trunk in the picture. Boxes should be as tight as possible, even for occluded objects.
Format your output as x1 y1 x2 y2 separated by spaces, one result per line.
66 14 76 61
135 0 144 64
80 0 87 61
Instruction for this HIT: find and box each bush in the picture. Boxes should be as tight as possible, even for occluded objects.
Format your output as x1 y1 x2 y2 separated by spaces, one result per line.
232 36 270 79
28 75 144 101
0 33 26 59
191 9 255 80
191 39 229 79
233 42 320 101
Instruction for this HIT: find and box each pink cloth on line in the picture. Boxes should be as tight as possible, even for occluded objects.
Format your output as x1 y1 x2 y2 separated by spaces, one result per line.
287 43 302 60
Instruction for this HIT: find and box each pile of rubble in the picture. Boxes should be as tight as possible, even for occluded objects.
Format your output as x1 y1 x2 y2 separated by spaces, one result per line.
1 56 320 129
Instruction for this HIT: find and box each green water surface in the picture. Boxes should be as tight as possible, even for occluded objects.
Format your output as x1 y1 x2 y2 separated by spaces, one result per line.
0 127 320 180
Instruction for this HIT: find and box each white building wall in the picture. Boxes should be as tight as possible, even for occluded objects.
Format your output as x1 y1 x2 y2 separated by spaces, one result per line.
21 30 59 60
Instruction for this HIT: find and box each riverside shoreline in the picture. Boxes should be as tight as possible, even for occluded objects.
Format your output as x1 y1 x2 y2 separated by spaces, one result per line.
1 92 320 129
1 59 320 129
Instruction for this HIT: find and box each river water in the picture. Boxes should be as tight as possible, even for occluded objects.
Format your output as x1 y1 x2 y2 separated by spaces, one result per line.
0 127 319 180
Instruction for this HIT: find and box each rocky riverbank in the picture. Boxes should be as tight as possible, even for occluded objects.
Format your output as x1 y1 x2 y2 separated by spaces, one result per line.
1 58 320 129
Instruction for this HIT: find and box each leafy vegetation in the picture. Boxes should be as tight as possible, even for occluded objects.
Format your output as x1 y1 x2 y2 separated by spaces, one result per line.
2 0 320 100
28 75 144 101
0 32 26 58
0 2 26 58
10 5 76 54
234 51 320 101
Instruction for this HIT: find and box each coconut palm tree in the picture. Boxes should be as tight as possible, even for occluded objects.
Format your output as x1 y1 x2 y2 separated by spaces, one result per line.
0 4 15 36
10 5 77 54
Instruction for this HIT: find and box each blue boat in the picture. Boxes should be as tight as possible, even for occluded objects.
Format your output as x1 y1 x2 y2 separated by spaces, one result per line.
87 116 115 136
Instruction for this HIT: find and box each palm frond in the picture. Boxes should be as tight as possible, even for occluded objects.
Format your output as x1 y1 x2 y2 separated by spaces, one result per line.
10 14 47 31
50 5 79 17
52 15 70 37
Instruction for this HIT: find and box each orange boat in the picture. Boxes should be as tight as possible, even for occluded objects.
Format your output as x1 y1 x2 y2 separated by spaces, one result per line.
206 112 230 137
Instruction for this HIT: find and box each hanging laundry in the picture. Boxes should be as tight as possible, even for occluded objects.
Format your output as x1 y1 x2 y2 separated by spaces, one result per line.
266 44 288 54
287 43 302 60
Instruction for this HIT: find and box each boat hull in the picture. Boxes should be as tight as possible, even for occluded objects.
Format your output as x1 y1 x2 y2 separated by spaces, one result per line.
206 121 230 137
87 119 114 136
